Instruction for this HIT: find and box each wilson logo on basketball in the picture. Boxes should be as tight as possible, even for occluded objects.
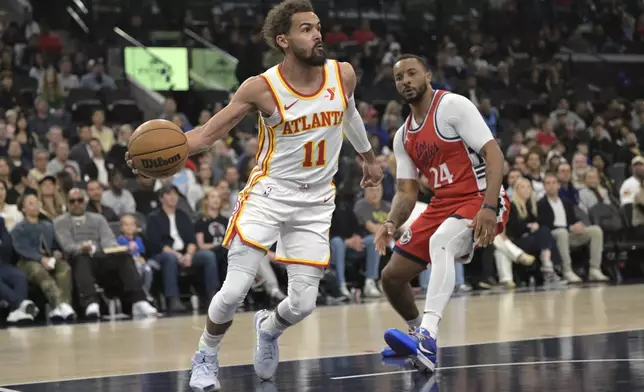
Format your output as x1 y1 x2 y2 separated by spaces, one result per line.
140 154 181 169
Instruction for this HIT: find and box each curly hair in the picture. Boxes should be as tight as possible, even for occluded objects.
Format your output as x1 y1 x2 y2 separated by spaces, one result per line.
262 0 314 52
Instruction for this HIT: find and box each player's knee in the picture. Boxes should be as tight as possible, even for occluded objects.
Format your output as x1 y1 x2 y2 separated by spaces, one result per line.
429 218 470 259
288 282 318 319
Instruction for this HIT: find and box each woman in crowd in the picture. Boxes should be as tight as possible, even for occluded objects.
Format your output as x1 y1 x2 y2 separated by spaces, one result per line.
525 150 545 198
501 177 560 286
214 179 234 218
0 179 23 231
37 175 65 221
39 67 66 110
590 154 616 194
196 162 215 189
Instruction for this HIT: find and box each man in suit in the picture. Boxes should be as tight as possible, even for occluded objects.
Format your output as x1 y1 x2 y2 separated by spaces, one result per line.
537 173 609 283
146 184 219 312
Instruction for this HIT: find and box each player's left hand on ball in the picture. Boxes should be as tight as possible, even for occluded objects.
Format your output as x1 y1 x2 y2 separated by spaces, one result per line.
124 151 139 175
469 208 497 247
361 162 384 188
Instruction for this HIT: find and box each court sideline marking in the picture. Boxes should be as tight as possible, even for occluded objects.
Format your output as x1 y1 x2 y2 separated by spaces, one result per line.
0 387 20 392
330 358 644 380
5 326 644 387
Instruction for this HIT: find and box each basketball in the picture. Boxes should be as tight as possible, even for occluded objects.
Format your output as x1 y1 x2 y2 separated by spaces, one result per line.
127 119 189 178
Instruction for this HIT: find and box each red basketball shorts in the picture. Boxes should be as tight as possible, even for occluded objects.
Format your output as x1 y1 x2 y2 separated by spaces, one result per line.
394 193 510 265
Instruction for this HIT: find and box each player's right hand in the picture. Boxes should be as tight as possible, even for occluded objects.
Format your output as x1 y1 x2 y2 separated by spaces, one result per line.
124 151 139 175
375 221 395 256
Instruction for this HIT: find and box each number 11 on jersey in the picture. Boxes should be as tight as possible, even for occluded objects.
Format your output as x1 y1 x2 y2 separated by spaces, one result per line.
429 163 454 188
302 140 326 168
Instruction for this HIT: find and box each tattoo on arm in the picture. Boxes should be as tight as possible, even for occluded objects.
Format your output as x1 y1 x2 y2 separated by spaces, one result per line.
388 179 418 228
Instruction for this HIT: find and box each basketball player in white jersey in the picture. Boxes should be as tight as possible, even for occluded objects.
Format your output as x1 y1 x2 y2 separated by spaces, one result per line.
125 1 382 390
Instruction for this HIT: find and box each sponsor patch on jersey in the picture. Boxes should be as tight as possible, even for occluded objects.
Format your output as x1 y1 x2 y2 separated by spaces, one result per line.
400 228 412 245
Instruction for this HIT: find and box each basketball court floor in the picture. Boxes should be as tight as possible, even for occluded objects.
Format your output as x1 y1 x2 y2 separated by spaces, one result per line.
2 284 644 391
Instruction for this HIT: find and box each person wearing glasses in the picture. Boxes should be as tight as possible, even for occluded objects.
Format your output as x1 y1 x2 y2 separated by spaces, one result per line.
11 193 75 321
53 188 158 319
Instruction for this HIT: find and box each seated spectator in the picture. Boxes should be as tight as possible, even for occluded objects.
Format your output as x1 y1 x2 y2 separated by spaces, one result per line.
590 154 616 195
53 188 157 319
196 162 215 189
195 188 228 268
537 174 609 283
504 178 559 284
58 57 80 92
0 179 23 231
352 184 389 297
86 137 108 186
37 175 66 220
0 216 37 324
6 166 37 205
28 99 58 144
0 71 19 111
571 152 589 188
633 186 644 235
164 166 203 212
132 174 158 215
90 109 114 152
503 168 522 199
525 150 545 198
330 195 372 298
12 193 76 321
85 179 119 222
214 179 234 218
0 157 9 184
146 184 219 312
69 125 93 176
106 125 134 179
80 60 117 91
39 67 66 111
556 162 580 204
102 170 136 216
7 139 30 169
620 156 644 206
579 168 616 213
29 149 49 183
46 140 80 176
116 215 153 300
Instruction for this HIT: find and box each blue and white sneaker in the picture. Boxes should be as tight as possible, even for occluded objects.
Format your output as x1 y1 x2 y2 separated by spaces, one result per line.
189 350 221 391
381 327 416 357
253 310 280 380
384 327 437 373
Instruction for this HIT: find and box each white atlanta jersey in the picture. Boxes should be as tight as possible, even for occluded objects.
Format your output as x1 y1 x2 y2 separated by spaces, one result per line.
251 59 347 188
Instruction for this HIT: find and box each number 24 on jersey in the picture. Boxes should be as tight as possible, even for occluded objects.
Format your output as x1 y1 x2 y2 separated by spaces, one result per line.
429 163 454 188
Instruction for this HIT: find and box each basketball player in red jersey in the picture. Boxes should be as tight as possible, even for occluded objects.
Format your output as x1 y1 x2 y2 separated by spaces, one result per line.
374 54 509 372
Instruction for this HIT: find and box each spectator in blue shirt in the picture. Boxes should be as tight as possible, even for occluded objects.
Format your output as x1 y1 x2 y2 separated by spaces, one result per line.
556 162 580 205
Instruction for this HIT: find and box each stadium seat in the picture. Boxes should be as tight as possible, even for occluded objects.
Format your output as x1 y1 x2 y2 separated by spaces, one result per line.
66 89 103 123
105 88 142 124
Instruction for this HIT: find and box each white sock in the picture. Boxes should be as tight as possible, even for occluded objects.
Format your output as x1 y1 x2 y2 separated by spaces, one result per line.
199 328 223 354
421 245 457 340
405 315 422 330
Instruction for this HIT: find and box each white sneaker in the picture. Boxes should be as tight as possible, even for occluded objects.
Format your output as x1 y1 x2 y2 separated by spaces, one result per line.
189 350 221 391
58 303 76 321
363 279 382 298
253 310 279 380
588 268 610 282
49 305 64 320
85 302 100 319
563 271 583 283
19 299 38 318
455 283 473 292
338 283 351 298
6 308 33 323
132 301 158 318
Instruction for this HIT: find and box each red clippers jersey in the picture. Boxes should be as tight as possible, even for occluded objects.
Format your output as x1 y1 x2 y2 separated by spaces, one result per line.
403 90 487 199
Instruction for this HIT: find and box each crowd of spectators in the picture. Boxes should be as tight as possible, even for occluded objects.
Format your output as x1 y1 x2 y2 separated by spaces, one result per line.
1 0 644 325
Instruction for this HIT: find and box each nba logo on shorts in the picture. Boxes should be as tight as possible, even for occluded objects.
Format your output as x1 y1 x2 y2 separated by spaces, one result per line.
263 186 273 197
400 228 412 244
